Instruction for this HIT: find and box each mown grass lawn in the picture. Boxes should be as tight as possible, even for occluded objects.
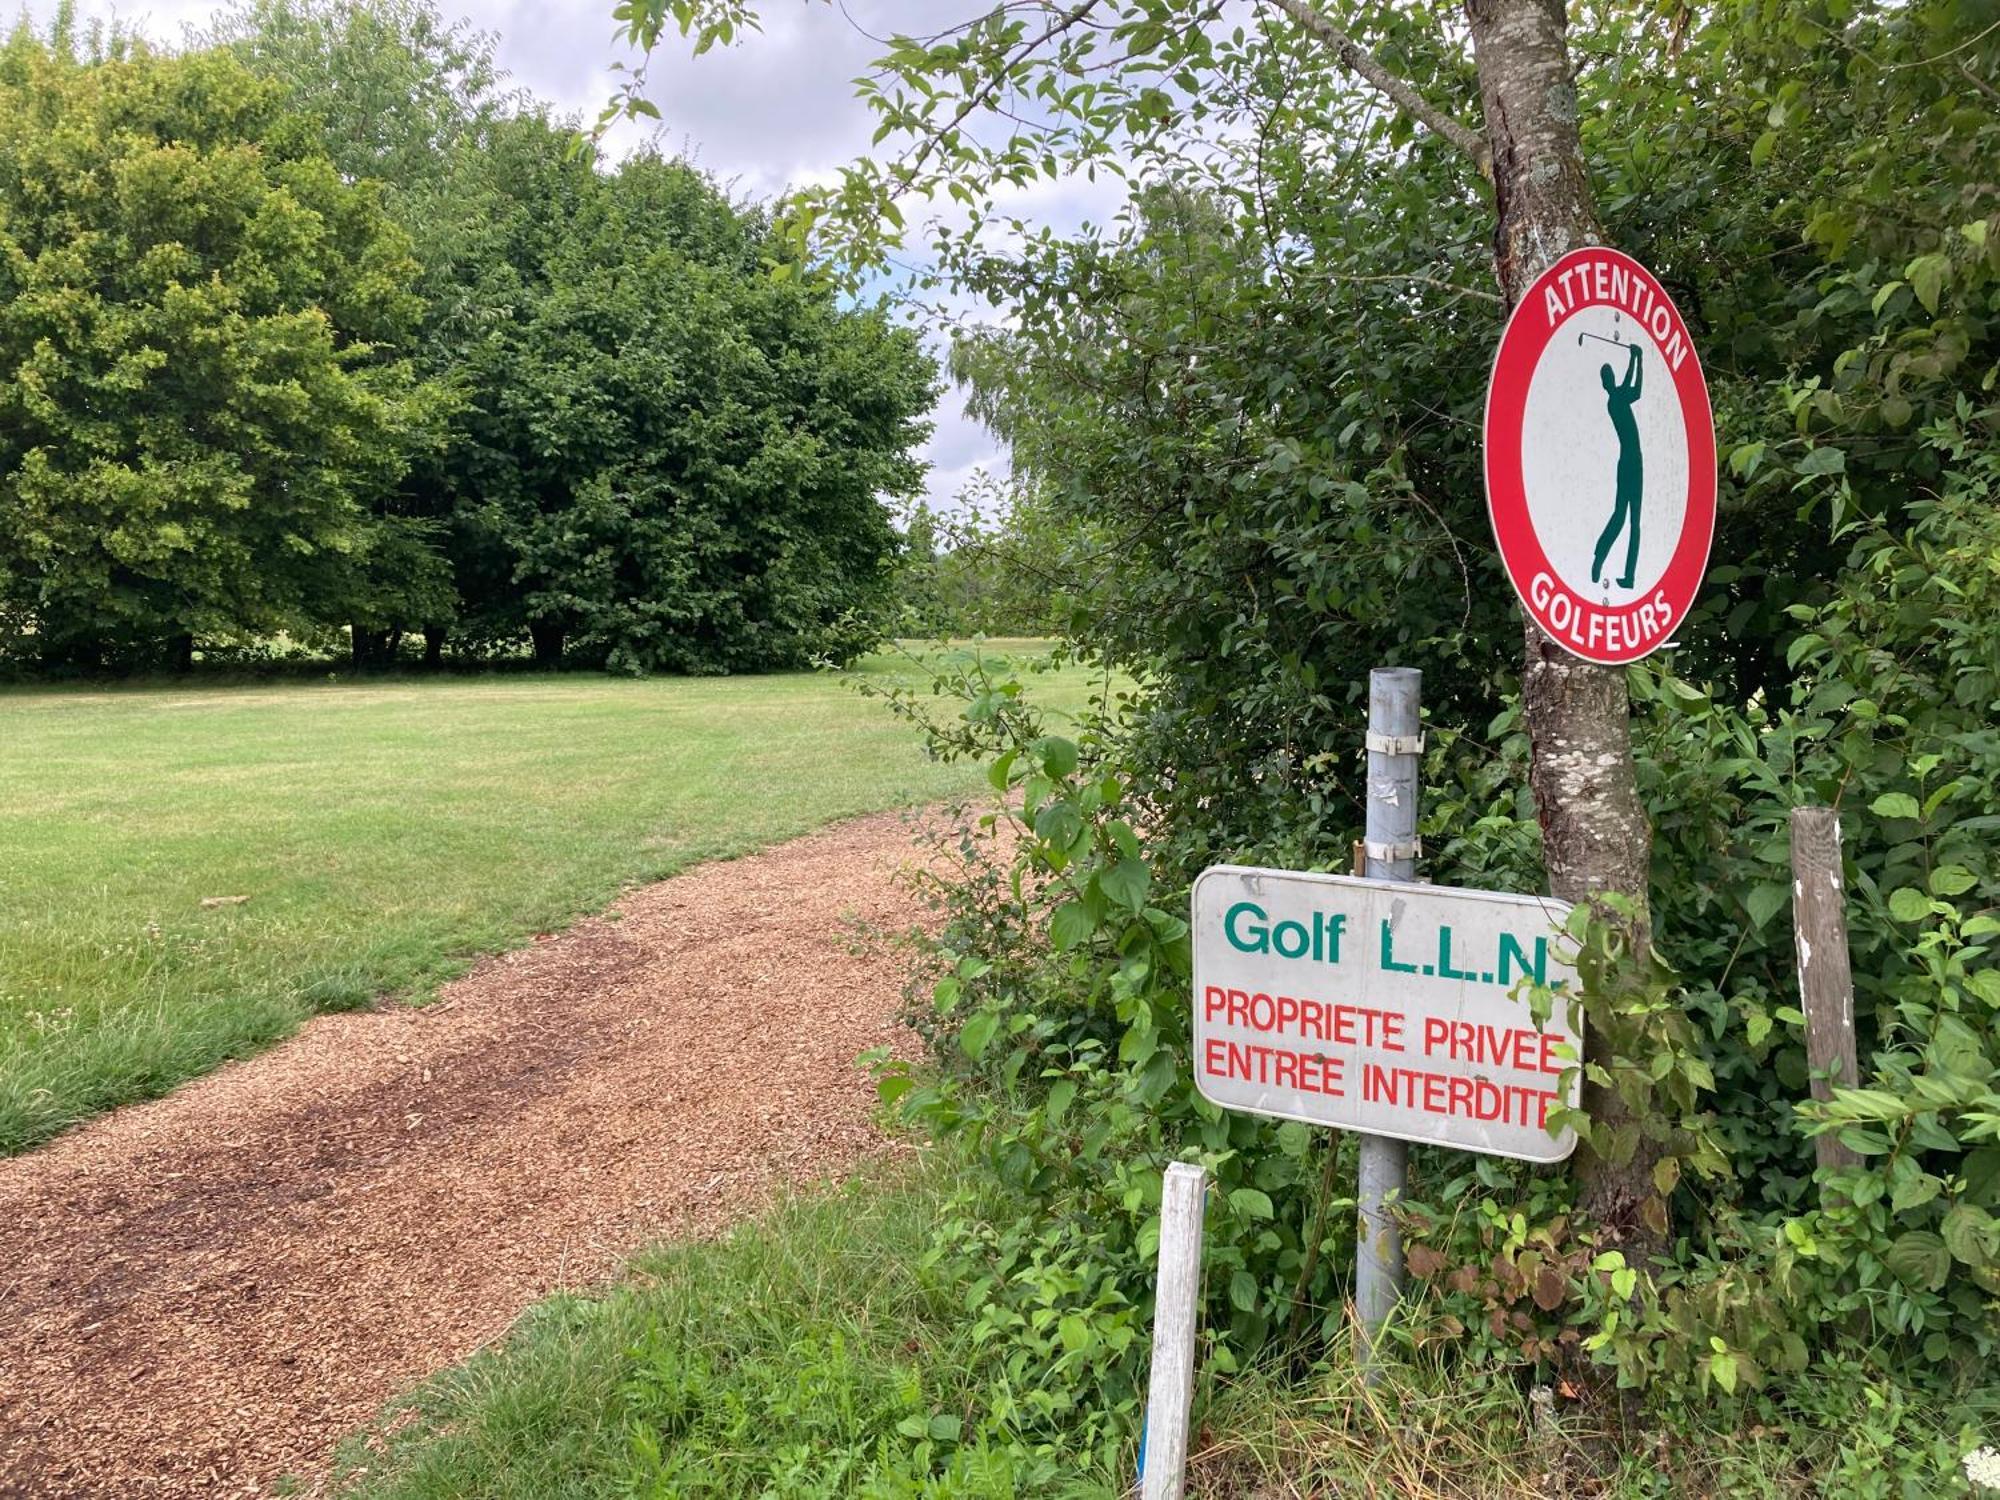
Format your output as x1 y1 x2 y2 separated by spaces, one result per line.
0 643 1103 1154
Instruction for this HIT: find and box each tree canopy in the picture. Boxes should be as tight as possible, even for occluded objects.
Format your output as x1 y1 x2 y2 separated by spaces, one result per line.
0 0 938 674
0 28 445 669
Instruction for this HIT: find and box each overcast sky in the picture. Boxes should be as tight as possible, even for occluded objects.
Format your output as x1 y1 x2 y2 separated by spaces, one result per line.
26 0 1131 518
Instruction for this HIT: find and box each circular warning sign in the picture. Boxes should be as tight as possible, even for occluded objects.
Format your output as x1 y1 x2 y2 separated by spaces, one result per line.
1484 246 1715 665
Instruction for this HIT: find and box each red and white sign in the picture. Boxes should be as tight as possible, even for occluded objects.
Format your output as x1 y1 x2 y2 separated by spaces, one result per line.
1484 246 1715 665
1192 866 1581 1162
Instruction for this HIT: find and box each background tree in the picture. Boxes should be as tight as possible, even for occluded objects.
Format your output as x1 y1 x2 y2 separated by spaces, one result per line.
201 0 509 663
0 25 444 669
193 0 939 671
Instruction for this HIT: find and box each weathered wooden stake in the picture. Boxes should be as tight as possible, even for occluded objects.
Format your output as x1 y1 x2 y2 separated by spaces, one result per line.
1139 1161 1207 1500
1790 806 1859 1173
1357 666 1420 1375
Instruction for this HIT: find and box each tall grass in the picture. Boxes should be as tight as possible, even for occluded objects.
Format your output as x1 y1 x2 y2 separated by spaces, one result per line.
331 1152 1118 1499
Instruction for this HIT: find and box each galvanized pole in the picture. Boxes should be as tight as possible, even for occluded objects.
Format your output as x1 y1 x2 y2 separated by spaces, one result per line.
1138 1161 1208 1500
1356 666 1421 1373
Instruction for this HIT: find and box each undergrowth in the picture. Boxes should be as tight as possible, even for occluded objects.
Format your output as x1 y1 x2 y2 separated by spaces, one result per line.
328 1142 1992 1498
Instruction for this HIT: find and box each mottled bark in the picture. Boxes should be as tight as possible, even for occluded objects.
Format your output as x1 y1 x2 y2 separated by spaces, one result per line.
1466 0 1661 1248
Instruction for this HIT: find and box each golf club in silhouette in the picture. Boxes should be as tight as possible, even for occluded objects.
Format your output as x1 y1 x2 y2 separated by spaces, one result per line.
1582 319 1644 590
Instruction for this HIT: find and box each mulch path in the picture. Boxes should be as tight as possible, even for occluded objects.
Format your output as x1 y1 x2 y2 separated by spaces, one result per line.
0 810 932 1497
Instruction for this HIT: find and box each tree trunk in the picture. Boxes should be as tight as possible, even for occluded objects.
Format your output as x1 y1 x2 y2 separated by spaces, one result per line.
351 625 386 669
423 626 446 669
1466 0 1661 1250
171 633 194 674
529 622 565 669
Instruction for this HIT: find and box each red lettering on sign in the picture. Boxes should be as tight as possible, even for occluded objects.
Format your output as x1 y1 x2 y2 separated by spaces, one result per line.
1360 1063 1559 1128
1422 1017 1564 1073
1202 1038 1346 1098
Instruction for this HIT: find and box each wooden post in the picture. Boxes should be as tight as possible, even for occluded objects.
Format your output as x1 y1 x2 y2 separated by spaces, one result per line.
1790 806 1859 1173
1139 1161 1207 1500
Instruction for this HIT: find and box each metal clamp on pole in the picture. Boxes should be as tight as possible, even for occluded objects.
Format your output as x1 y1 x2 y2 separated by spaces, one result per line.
1362 837 1421 863
1363 731 1425 756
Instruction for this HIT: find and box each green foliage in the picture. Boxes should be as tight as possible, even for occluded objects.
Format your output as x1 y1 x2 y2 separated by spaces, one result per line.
3 1 940 676
331 1157 1115 1498
0 27 446 669
447 141 937 673
894 492 1072 641
770 0 2000 1449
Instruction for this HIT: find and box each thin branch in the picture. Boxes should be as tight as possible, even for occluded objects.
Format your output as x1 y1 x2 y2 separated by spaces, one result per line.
898 0 1109 182
1266 0 1491 175
1959 58 2000 107
1884 14 2000 71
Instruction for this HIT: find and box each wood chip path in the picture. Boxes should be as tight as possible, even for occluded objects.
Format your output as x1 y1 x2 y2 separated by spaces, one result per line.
0 811 927 1497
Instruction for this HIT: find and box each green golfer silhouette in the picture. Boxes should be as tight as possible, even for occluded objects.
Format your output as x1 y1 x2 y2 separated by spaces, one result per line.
1590 341 1644 589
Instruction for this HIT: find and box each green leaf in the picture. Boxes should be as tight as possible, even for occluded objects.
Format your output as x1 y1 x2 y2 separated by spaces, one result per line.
1871 279 1905 315
1869 792 1920 820
1228 1269 1259 1312
1749 129 1777 168
959 1009 1000 1062
1049 900 1096 951
1708 1350 1738 1394
1890 1172 1940 1213
1228 1187 1275 1220
1057 1313 1094 1353
1099 856 1151 911
1045 1079 1076 1125
1884 1230 1951 1289
1941 1204 1996 1266
1929 865 1977 897
1745 882 1788 930
1038 736 1079 777
1905 252 1948 314
1888 887 1933 923
987 749 1018 792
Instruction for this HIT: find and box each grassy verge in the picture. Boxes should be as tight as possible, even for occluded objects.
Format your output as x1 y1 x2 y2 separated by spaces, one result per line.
329 1151 1118 1500
329 1143 1992 1500
0 644 1105 1153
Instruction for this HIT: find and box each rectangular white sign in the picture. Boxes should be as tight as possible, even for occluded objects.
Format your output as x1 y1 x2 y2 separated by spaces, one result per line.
1191 865 1582 1162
